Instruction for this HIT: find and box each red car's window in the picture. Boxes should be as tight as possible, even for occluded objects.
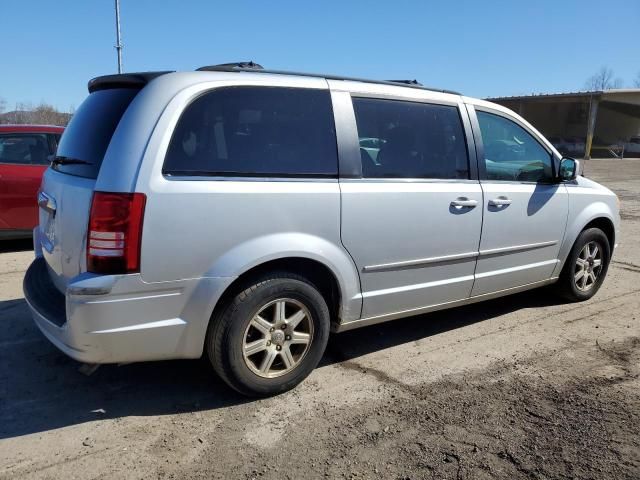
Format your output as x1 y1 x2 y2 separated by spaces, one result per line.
0 133 51 165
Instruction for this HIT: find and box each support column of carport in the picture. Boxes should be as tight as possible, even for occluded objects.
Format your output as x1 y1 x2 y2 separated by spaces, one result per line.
584 95 600 160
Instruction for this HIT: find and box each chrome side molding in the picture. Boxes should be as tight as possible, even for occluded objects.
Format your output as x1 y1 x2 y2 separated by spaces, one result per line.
478 240 557 257
363 251 479 272
362 240 558 273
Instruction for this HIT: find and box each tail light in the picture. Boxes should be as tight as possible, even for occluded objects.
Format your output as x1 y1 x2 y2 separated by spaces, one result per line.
87 192 146 274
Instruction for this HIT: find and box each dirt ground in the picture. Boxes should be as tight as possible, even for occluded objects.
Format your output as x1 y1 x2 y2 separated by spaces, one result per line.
1 160 638 480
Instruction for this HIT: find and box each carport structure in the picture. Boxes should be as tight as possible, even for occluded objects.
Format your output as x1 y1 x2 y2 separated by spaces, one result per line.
488 89 640 159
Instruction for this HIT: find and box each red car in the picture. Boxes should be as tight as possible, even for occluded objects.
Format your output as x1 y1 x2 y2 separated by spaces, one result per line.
0 125 64 239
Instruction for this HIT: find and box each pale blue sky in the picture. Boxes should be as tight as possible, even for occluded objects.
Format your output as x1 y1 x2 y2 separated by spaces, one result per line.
3 0 639 111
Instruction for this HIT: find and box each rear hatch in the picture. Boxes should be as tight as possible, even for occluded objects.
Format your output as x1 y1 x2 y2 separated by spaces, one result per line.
38 87 139 292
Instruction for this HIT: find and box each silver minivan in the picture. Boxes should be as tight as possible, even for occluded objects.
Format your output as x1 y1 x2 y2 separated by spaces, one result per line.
24 64 620 396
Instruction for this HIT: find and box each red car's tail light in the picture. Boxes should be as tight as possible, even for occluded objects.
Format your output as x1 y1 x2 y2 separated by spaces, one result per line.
87 192 146 274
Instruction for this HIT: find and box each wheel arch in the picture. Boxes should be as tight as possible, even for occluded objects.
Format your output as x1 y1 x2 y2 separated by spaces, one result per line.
582 217 615 253
204 233 362 325
213 256 345 327
554 206 617 276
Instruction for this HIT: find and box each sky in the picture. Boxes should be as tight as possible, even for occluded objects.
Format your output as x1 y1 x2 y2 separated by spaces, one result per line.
2 0 639 111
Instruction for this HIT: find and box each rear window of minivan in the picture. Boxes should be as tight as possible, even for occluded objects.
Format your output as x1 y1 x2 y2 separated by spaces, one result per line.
53 88 138 178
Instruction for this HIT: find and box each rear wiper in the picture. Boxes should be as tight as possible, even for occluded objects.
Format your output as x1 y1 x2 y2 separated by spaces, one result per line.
51 156 93 166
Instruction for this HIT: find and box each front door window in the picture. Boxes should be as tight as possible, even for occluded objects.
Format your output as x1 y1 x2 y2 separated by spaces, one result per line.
476 111 553 183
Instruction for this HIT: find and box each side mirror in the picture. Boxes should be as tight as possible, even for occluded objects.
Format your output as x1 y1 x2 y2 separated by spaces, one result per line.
558 157 579 182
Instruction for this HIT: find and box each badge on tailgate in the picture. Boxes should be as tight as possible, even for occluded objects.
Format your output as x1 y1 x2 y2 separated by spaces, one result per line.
38 191 57 252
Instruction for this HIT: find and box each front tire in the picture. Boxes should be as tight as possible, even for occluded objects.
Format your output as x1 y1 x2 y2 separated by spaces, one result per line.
558 228 611 302
206 272 330 397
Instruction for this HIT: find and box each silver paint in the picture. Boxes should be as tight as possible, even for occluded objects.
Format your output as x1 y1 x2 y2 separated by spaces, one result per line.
24 70 620 365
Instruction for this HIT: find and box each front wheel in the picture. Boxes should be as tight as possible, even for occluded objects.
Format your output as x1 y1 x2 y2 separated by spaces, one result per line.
558 228 611 302
206 273 330 397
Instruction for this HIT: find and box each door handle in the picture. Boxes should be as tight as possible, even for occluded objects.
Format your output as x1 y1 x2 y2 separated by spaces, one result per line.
450 198 478 208
488 196 512 207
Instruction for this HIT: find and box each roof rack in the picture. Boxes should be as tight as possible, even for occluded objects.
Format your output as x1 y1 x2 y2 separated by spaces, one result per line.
386 79 422 86
196 63 459 95
197 61 264 71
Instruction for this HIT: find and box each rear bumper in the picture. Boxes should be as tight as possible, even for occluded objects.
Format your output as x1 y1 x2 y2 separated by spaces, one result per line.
23 256 235 364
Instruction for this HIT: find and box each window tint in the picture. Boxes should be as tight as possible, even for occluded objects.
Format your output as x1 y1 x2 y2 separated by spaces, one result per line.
352 97 469 179
54 88 138 178
163 87 337 177
0 133 50 165
476 111 553 182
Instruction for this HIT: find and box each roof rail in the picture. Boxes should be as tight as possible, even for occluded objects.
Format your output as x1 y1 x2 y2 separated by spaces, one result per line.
88 71 174 93
196 61 263 71
195 63 459 95
387 79 422 86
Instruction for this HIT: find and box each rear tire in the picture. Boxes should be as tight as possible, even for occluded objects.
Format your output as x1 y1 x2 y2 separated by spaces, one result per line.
206 272 330 397
558 228 610 302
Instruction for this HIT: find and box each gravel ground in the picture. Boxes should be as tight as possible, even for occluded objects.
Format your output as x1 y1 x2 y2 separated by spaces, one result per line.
0 159 638 479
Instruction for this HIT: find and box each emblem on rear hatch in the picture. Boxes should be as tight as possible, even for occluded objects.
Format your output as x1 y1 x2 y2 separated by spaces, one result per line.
38 192 57 252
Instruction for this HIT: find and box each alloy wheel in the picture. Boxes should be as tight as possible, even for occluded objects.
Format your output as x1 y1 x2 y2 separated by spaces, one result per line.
574 241 603 292
242 298 314 378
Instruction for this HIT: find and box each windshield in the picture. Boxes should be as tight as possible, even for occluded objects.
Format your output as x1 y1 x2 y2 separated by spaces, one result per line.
53 88 138 178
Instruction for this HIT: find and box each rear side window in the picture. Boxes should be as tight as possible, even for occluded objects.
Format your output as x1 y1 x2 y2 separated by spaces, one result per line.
54 88 138 178
0 133 51 165
352 97 469 179
163 87 338 177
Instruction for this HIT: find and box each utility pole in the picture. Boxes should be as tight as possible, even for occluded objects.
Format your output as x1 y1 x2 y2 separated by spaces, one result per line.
114 0 123 73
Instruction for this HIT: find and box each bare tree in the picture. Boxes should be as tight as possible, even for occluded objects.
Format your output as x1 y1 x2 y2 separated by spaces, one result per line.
0 101 72 126
0 97 6 114
32 103 65 125
7 102 34 124
634 71 640 88
584 66 623 91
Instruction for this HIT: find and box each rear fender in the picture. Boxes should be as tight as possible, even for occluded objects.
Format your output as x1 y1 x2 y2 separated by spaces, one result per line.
205 232 362 322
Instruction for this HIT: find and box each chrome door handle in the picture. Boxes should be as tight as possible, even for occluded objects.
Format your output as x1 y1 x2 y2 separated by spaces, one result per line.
488 197 512 206
451 198 478 208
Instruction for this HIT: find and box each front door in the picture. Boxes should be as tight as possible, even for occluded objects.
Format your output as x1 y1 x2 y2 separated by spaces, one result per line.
338 92 483 320
470 107 569 296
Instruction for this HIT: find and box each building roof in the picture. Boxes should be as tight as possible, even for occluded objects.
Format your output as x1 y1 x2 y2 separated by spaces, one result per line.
488 89 640 105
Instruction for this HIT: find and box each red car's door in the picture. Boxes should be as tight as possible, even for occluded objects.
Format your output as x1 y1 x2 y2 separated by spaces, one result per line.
0 164 47 230
0 133 51 232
